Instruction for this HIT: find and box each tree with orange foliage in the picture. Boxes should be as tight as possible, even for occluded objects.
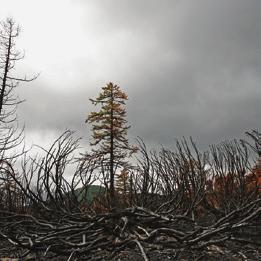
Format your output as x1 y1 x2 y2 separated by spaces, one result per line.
86 83 138 202
116 168 130 195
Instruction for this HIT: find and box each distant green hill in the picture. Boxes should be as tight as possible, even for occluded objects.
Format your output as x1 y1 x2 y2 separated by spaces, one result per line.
73 185 106 203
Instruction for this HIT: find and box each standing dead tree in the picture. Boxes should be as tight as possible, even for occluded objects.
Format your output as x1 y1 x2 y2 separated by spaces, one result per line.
0 18 37 212
0 18 36 152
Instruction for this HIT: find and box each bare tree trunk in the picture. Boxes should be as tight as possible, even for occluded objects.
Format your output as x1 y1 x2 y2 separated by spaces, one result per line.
0 23 11 115
109 87 115 203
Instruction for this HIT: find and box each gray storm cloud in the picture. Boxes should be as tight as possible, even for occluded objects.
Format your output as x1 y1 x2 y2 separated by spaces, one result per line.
10 0 261 149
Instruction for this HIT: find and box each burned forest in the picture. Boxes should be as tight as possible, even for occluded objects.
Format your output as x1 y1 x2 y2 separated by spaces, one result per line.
0 18 260 261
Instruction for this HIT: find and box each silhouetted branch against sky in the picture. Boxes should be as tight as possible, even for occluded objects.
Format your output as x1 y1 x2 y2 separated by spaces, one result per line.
1 0 261 150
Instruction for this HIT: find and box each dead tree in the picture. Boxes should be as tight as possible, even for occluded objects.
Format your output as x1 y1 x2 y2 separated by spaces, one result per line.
0 18 36 150
0 18 37 212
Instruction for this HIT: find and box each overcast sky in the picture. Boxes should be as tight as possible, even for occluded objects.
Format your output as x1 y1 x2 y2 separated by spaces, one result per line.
1 0 261 151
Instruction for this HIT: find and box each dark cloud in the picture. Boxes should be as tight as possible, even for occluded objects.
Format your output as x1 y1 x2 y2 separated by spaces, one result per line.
14 0 261 150
18 81 90 140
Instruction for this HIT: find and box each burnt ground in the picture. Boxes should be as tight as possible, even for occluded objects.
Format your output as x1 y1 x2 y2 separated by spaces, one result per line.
0 238 260 261
0 211 260 261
